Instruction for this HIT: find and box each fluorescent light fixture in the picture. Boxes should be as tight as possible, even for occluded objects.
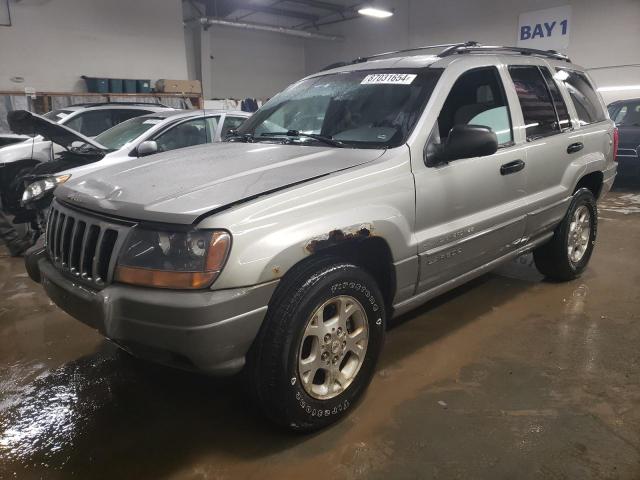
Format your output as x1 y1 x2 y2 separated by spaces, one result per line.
358 7 394 18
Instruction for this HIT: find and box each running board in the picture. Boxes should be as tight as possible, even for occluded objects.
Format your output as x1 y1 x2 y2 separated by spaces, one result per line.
391 232 553 318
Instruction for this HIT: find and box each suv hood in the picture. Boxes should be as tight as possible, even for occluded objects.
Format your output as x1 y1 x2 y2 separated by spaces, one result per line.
7 110 106 151
55 142 385 224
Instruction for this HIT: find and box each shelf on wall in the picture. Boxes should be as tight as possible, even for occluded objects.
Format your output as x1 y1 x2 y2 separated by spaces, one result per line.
0 91 204 112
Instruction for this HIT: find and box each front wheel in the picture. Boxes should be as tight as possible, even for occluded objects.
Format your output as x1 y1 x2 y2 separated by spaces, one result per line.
533 188 598 281
247 257 385 432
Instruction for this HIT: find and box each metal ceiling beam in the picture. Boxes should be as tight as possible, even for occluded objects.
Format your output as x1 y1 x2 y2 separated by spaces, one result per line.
202 0 320 21
281 0 347 12
197 16 342 40
294 2 364 30
236 2 320 21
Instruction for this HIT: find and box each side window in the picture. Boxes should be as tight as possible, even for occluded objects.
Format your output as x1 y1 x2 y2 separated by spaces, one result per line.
614 106 628 124
539 67 571 131
436 67 513 146
508 66 560 140
556 69 607 125
221 116 246 138
64 110 114 137
112 109 151 125
154 118 208 152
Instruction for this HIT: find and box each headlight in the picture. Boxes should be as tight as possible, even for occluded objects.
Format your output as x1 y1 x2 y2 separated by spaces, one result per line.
22 174 71 204
114 228 231 289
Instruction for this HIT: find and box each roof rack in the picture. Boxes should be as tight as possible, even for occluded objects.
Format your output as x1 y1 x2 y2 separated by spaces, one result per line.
440 43 571 62
69 101 171 108
352 42 469 63
350 41 571 64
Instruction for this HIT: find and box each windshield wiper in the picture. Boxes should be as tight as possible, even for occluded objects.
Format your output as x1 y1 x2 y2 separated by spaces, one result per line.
260 130 345 148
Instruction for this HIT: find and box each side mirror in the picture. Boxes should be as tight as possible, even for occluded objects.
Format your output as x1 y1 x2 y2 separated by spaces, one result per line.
137 140 158 157
426 125 498 166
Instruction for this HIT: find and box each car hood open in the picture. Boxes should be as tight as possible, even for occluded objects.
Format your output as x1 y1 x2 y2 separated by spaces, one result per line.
7 110 106 151
55 142 386 224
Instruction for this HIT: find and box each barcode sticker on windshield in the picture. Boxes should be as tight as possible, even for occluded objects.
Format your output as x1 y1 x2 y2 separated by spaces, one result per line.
361 73 417 85
143 119 162 125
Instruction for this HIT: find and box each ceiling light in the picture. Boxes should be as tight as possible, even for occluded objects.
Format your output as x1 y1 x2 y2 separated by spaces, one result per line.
358 7 394 18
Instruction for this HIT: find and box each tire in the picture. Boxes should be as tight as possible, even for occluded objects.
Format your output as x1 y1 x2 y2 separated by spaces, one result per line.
247 256 386 432
533 188 598 281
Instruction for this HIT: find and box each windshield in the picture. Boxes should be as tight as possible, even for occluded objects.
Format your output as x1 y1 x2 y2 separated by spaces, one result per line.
237 69 442 148
94 115 164 150
43 109 73 123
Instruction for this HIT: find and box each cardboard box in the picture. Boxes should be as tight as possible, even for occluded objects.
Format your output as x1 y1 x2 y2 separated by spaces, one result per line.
155 79 202 94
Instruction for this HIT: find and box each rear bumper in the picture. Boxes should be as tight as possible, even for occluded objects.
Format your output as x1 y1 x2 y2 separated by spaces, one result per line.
601 163 618 198
27 248 277 375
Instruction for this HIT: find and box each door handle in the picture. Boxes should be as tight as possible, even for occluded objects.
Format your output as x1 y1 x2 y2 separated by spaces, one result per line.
500 159 525 175
567 142 584 154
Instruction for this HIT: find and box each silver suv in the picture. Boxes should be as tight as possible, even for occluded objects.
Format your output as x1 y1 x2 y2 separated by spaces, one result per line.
25 43 617 431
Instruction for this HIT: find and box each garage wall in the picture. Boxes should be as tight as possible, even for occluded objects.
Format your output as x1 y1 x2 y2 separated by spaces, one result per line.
305 0 640 103
0 0 188 92
199 25 306 100
304 0 411 74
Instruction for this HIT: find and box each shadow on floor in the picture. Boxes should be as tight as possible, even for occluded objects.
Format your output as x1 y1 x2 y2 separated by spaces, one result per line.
0 256 544 478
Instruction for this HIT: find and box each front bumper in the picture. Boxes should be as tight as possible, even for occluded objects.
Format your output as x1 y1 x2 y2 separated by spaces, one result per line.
26 248 278 375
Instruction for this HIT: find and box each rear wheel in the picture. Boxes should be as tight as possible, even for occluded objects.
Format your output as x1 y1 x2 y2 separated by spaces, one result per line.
533 188 597 281
247 256 385 432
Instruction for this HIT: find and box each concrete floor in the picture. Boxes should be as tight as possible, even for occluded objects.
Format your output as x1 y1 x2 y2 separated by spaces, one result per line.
1 187 639 480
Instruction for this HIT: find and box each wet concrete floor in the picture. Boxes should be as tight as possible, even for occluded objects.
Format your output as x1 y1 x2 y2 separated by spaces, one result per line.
1 187 639 479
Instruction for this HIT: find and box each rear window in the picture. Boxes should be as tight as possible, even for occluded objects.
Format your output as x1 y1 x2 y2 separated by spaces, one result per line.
509 66 560 140
555 69 607 126
539 67 571 131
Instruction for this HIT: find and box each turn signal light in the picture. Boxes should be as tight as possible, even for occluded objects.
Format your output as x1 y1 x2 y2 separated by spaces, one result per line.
115 267 218 289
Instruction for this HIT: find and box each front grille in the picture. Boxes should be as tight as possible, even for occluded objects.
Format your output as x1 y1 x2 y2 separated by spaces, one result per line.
45 200 131 288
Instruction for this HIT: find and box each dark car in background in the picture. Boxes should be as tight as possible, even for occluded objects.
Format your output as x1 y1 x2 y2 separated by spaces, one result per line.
608 99 640 178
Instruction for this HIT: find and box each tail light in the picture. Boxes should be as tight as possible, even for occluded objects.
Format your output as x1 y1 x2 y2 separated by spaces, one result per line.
613 127 619 162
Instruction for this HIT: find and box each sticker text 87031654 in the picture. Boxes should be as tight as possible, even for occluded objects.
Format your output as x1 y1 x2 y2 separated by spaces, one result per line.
361 73 417 85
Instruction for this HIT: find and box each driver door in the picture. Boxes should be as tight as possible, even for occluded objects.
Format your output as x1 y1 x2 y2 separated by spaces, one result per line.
413 66 528 293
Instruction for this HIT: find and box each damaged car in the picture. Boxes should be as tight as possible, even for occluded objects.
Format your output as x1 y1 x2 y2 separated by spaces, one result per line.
26 43 617 432
0 102 172 213
7 109 250 232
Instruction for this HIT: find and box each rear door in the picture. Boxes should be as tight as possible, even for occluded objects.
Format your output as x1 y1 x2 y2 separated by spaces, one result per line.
506 64 580 238
413 65 528 293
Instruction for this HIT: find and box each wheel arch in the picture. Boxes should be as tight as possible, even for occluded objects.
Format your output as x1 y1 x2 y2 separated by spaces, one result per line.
297 234 396 315
574 170 604 199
